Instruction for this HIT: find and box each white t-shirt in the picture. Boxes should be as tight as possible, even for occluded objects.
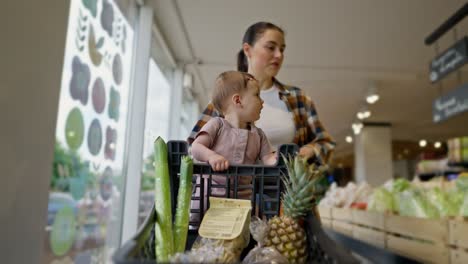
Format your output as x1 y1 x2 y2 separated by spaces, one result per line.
255 84 296 149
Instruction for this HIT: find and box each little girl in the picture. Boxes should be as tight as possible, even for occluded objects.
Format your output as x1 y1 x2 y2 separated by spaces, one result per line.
191 71 277 199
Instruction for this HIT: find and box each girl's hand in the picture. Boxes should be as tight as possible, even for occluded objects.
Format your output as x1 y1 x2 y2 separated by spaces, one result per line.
208 153 229 171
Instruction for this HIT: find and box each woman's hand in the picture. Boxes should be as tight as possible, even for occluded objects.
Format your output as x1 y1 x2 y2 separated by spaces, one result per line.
208 153 229 171
298 145 317 161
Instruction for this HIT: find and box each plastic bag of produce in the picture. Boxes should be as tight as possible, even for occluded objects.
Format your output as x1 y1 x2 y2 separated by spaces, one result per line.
169 244 224 263
367 187 394 213
241 216 288 264
396 188 439 219
180 197 252 263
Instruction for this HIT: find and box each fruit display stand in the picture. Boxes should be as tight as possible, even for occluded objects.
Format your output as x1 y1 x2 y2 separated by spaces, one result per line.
317 205 332 228
385 214 449 263
330 207 353 237
351 210 385 248
113 141 359 263
449 219 468 264
319 206 468 263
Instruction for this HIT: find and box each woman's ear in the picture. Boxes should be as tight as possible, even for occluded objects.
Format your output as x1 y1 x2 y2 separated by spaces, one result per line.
243 43 251 59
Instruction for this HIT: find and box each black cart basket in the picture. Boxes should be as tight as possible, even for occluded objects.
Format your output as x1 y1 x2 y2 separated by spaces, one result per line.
113 141 358 264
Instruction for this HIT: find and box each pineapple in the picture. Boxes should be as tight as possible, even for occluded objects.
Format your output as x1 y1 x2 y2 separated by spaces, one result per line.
264 156 325 264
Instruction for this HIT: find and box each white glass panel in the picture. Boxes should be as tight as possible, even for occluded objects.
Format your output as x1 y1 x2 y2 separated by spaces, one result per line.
45 0 134 262
138 59 171 226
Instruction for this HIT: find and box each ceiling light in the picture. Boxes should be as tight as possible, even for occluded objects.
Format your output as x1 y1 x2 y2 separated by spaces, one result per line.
366 95 379 104
357 110 371 120
434 141 441 148
352 122 363 135
183 72 193 89
419 140 427 147
366 81 380 104
345 136 353 143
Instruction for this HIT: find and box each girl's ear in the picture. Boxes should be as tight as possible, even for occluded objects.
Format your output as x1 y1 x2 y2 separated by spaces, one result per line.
243 43 251 59
231 93 242 107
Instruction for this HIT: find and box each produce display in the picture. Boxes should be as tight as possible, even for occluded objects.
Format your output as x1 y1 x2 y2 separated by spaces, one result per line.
319 175 468 219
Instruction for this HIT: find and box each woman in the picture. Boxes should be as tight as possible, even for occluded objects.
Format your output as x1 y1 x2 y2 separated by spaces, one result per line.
188 21 335 165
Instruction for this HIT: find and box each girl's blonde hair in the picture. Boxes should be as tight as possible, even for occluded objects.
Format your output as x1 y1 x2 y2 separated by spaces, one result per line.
212 71 256 114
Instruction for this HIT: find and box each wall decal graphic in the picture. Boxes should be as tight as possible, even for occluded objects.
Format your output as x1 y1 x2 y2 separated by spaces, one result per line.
87 118 102 156
91 77 106 113
70 56 90 105
112 53 123 85
101 0 114 37
88 25 104 66
108 86 120 121
65 108 84 150
75 10 88 52
104 126 117 160
82 0 97 18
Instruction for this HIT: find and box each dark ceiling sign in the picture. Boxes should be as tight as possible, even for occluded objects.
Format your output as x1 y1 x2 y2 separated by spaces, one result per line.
433 82 468 123
430 36 468 83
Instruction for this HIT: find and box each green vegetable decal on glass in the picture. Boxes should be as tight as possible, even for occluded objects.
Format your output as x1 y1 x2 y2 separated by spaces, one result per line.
50 206 76 256
108 86 120 121
75 10 88 52
65 108 85 150
88 25 105 66
99 167 113 201
87 118 102 156
112 53 123 85
82 0 97 18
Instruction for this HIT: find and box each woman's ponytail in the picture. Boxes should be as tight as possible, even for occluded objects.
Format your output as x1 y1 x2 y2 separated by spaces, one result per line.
237 49 248 72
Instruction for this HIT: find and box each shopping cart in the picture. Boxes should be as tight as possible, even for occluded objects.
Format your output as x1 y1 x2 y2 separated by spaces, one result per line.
113 141 358 263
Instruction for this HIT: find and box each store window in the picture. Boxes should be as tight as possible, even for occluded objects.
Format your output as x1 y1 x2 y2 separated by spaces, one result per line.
45 0 134 262
179 97 199 140
138 59 172 225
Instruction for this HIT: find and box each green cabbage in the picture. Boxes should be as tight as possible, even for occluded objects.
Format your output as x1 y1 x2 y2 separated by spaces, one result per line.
456 177 468 192
367 187 394 213
460 192 468 217
397 188 439 219
392 178 411 193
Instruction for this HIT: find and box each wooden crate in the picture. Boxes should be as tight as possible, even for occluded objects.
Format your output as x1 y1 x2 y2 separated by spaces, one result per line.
385 214 448 244
331 207 352 222
352 225 385 248
451 248 468 264
449 219 468 249
386 234 449 264
352 210 385 230
317 206 332 219
332 220 353 236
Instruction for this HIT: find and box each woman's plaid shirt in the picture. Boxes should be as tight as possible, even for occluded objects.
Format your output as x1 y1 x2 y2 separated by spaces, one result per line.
187 80 336 164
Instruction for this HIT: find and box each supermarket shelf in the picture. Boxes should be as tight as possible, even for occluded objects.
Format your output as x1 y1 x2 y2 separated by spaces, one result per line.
417 171 460 181
448 162 468 168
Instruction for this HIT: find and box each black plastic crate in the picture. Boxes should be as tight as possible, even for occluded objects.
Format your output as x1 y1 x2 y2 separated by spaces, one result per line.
113 140 359 264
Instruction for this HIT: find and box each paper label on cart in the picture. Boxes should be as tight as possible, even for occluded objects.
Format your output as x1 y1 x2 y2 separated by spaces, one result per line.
198 197 251 240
